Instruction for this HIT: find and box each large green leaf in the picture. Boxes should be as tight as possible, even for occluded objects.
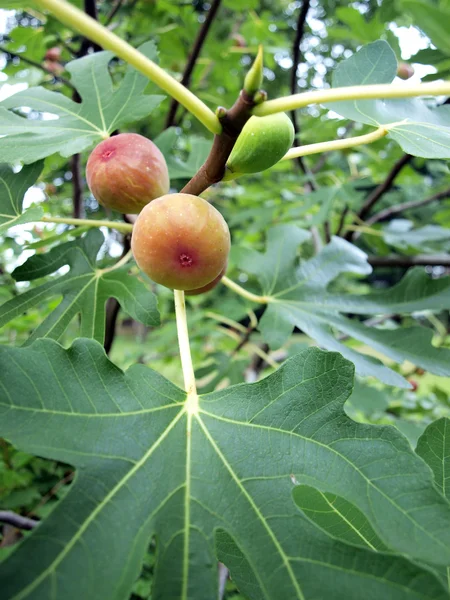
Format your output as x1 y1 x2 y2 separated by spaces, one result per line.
234 224 450 387
0 162 44 233
1 342 450 598
327 41 450 159
0 229 159 344
0 42 165 164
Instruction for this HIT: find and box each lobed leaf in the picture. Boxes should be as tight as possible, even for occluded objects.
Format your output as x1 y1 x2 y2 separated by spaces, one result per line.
0 341 450 598
0 161 44 233
234 224 450 386
0 42 165 164
327 40 450 159
0 229 159 345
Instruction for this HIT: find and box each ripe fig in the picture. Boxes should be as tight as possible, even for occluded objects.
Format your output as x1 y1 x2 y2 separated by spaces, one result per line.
397 62 414 80
224 113 294 180
86 133 170 214
43 60 64 75
45 47 61 62
185 264 227 296
131 193 230 290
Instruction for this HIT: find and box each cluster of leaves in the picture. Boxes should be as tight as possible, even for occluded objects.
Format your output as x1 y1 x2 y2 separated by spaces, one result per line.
0 1 450 599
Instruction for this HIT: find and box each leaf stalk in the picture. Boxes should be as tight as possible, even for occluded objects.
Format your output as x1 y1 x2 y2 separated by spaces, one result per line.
253 81 450 116
33 0 221 135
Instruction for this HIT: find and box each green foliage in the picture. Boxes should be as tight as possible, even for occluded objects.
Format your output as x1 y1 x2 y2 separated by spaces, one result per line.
234 225 450 386
329 41 450 158
1 342 450 598
0 42 164 163
0 162 44 232
0 230 159 345
0 1 450 599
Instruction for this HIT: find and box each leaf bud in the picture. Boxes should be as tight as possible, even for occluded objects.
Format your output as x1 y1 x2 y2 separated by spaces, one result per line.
243 45 264 97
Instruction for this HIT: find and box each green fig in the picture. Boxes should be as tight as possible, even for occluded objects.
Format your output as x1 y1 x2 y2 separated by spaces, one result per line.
223 113 294 180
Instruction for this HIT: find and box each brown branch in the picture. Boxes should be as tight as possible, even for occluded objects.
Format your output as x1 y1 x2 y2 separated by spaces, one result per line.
0 46 75 89
335 204 349 237
164 0 223 129
105 0 124 26
366 186 450 227
181 90 256 196
103 229 131 354
28 472 74 518
71 153 84 218
77 0 102 56
289 0 311 175
369 255 450 268
0 511 38 531
345 153 413 241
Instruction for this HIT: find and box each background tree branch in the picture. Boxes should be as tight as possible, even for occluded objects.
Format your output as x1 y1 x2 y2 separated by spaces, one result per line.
289 0 311 175
345 153 413 240
0 511 38 531
369 255 450 267
164 0 223 129
366 187 450 227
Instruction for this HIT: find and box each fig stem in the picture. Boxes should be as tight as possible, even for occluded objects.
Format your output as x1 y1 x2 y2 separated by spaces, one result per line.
97 249 134 275
40 216 133 233
253 81 450 116
221 276 269 304
174 290 198 403
281 126 388 162
33 0 221 135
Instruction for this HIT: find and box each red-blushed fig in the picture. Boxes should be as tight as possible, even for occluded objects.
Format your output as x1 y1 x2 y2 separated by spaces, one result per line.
86 133 170 214
185 264 227 296
45 47 62 62
131 193 230 291
397 62 414 80
43 60 64 75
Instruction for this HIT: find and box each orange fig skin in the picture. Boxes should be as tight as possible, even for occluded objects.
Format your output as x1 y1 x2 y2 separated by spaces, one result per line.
86 133 170 214
185 264 227 296
131 194 230 291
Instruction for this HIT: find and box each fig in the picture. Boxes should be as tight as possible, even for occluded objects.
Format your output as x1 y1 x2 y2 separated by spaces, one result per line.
224 113 294 180
45 47 62 62
131 193 230 290
185 264 227 296
86 133 170 214
397 62 414 80
43 60 64 75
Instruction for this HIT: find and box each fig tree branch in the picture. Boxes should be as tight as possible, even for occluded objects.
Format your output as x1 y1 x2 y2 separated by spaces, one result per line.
345 153 412 241
104 0 124 26
368 255 450 267
253 81 450 116
180 90 256 196
165 0 223 129
0 511 38 531
289 0 311 174
77 0 102 56
365 186 450 226
0 45 75 90
33 0 221 135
